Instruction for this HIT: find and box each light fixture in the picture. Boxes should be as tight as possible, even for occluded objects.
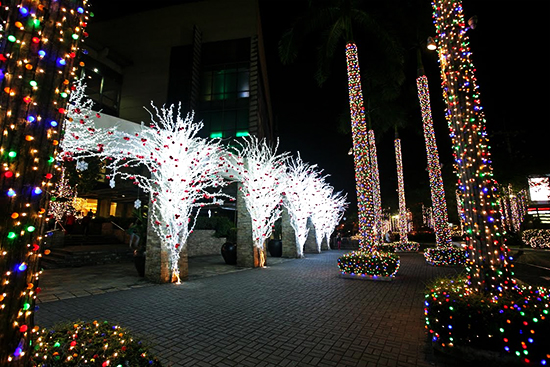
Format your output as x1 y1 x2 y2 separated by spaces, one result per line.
427 37 437 50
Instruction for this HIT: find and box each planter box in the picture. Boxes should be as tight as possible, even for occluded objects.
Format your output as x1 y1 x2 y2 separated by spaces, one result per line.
339 272 395 281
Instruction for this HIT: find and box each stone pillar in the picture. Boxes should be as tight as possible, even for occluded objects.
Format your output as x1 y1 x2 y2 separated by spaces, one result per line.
304 218 320 253
281 206 299 258
236 182 257 267
144 215 189 283
178 247 189 282
321 236 330 251
145 222 170 283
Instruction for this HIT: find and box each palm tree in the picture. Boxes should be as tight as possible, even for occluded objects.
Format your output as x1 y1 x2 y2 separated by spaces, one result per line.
279 0 403 249
432 0 510 292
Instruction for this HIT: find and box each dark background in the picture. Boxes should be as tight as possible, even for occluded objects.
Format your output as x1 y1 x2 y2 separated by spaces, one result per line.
88 0 549 221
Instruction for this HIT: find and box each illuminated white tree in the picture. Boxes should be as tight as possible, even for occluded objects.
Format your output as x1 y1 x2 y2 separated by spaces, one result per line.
47 167 77 223
231 136 289 267
282 154 319 257
310 179 335 252
61 80 231 283
324 190 348 246
58 77 107 162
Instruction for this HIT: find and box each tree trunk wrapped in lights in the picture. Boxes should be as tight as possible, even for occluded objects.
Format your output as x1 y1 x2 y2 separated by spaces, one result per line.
432 0 511 293
231 136 289 267
368 129 382 243
394 134 408 244
345 43 375 250
0 1 89 364
416 73 452 247
393 133 418 252
61 80 233 283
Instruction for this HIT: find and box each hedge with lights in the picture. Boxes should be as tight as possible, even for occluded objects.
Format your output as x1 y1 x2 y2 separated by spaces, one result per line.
30 320 162 366
521 229 550 249
394 241 420 252
425 277 549 365
424 246 467 266
337 251 400 278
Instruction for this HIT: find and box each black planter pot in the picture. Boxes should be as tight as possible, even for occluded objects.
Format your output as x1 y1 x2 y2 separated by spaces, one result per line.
221 242 237 265
268 239 282 257
134 254 146 277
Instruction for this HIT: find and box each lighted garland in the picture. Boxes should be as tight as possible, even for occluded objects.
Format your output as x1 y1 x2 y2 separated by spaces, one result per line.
425 277 549 365
416 74 452 249
337 250 400 279
30 320 162 366
521 229 550 249
432 0 510 293
0 1 89 363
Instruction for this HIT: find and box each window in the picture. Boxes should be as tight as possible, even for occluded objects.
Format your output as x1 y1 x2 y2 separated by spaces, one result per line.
201 64 249 102
80 55 123 116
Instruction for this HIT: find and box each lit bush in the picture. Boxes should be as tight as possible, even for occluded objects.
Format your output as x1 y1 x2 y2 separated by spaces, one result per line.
424 245 467 266
337 251 400 278
30 320 162 366
425 277 549 365
521 229 550 249
394 241 419 252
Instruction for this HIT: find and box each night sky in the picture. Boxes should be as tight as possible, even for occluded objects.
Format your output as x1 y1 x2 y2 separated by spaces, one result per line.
259 0 549 218
89 0 549 219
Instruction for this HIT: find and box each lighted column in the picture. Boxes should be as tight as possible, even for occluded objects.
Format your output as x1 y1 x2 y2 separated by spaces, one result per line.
394 134 408 245
432 0 510 292
345 43 374 250
416 74 452 247
0 1 89 364
368 129 382 244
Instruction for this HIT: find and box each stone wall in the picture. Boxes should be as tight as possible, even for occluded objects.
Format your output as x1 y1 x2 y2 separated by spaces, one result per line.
187 230 226 257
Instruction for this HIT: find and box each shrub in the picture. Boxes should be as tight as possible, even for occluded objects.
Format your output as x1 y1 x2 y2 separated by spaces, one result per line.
337 251 400 278
521 229 550 249
194 216 235 238
394 241 420 252
424 245 467 266
424 276 549 365
30 320 162 366
378 243 396 253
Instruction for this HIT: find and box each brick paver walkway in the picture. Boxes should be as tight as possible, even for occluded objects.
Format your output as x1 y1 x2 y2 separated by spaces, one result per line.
35 250 461 367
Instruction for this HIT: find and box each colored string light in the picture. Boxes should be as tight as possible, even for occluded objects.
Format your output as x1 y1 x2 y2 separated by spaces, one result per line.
0 1 89 363
345 43 375 250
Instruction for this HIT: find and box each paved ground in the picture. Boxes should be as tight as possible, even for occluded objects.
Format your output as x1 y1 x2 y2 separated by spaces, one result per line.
35 251 465 367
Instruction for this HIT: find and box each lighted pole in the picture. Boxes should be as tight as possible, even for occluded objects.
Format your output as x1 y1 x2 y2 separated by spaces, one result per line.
394 132 408 245
432 0 510 292
0 1 89 364
368 129 382 243
416 55 452 248
346 43 375 250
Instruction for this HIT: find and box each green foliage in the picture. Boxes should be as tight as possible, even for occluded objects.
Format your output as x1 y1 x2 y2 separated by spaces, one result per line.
425 276 549 365
30 320 162 366
194 216 236 238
